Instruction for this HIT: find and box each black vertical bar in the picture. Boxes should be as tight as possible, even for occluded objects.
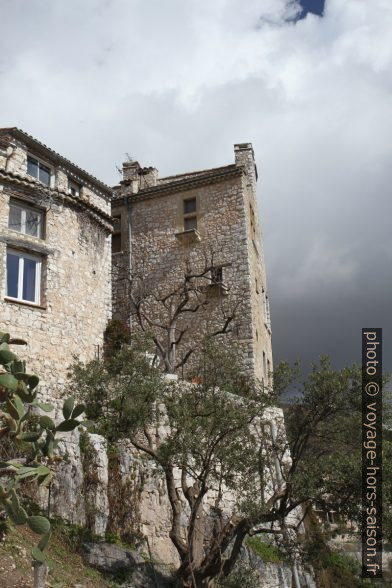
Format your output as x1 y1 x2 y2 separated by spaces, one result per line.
362 328 382 578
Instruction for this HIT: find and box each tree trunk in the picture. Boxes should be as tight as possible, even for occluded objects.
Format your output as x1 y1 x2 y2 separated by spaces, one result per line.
180 570 217 588
33 561 47 588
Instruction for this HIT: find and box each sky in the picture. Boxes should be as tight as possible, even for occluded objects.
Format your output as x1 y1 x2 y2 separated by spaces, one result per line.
1 0 391 373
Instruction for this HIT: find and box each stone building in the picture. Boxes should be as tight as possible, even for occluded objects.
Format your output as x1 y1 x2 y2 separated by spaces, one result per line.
112 143 272 382
0 130 284 580
0 129 271 386
0 127 112 401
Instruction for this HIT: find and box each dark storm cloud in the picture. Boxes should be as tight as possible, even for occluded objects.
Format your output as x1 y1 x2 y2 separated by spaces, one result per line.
1 0 391 372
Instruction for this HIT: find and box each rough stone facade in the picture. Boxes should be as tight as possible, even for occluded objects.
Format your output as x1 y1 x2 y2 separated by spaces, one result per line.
0 128 112 403
112 143 272 382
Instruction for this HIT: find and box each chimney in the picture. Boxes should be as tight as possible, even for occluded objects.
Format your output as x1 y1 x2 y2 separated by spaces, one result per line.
139 166 158 189
122 161 158 194
122 160 140 194
234 143 258 183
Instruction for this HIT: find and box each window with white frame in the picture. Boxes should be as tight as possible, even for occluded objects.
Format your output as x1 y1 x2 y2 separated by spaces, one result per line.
27 155 51 186
8 201 44 238
6 249 42 304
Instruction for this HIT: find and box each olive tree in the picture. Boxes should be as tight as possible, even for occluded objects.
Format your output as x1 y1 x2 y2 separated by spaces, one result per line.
70 333 383 587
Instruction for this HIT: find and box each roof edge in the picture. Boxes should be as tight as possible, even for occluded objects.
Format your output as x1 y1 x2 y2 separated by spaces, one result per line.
0 127 113 198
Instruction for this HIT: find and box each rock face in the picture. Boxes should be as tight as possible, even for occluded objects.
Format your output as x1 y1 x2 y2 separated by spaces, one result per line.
84 542 174 588
45 428 315 588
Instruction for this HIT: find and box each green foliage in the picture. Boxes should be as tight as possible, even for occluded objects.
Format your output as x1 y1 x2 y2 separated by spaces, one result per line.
0 330 85 564
70 340 390 587
276 357 392 531
245 535 281 563
103 319 132 358
302 510 377 588
79 430 90 454
70 338 274 585
52 518 97 551
68 336 163 442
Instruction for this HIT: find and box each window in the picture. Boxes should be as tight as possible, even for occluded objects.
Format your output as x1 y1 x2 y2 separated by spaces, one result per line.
27 156 51 186
8 201 43 238
6 249 42 304
183 197 197 231
68 179 81 197
211 266 223 284
250 204 256 240
265 295 271 331
112 214 122 253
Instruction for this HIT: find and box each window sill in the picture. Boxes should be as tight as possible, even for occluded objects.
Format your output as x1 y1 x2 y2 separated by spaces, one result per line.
26 173 52 189
8 228 44 242
205 282 229 296
175 229 201 244
4 297 46 310
0 235 52 256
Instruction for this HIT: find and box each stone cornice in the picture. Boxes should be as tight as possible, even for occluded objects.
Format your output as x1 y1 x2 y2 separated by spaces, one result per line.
0 169 113 232
112 165 244 204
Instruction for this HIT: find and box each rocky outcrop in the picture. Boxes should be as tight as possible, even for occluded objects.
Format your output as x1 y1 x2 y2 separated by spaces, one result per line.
45 429 316 588
83 542 174 587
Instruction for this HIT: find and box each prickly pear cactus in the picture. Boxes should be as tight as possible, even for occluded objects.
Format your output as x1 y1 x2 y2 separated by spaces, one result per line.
0 330 86 564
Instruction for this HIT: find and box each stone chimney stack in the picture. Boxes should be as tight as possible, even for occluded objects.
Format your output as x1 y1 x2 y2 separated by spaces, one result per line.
122 161 158 194
139 166 158 190
234 143 258 185
122 160 141 194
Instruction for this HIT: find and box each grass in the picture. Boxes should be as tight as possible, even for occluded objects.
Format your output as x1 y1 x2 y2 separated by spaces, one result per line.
0 521 113 588
245 535 282 563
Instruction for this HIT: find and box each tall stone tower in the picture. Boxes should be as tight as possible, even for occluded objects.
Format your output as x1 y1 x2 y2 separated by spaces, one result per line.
112 143 272 383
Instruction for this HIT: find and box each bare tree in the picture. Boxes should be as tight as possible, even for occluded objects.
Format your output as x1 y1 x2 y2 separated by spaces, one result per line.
127 247 246 373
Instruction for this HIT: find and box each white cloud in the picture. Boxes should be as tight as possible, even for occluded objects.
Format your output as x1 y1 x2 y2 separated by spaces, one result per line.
1 0 391 366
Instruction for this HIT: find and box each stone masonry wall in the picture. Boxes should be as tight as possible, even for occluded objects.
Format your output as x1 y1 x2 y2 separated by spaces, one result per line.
112 144 272 380
113 173 256 374
235 144 273 383
0 139 112 404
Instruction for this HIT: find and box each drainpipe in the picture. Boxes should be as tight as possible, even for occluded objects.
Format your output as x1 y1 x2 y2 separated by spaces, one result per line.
125 195 132 324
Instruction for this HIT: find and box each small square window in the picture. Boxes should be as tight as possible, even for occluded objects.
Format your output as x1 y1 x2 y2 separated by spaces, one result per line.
6 249 42 304
184 198 196 215
27 156 51 186
8 201 43 238
68 179 82 197
211 266 223 284
184 216 197 231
